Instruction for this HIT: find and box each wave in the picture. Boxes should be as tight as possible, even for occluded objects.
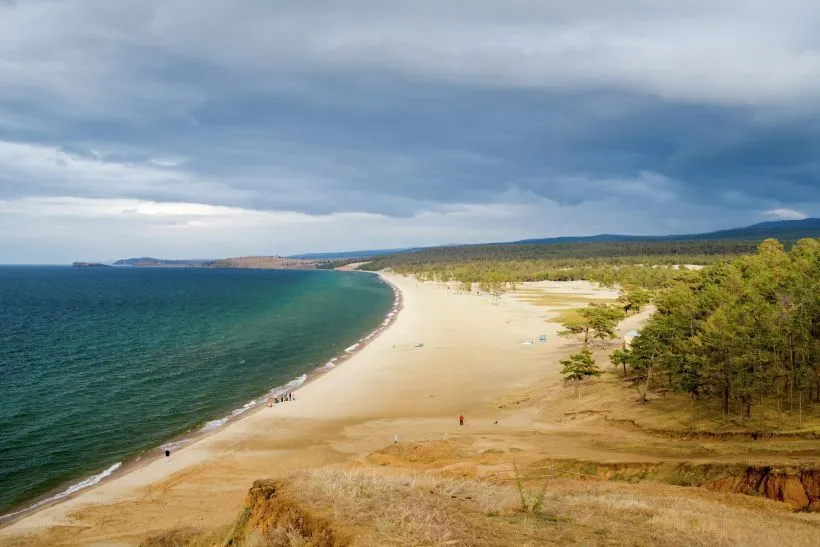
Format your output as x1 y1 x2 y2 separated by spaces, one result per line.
200 374 308 432
159 440 189 453
0 462 122 522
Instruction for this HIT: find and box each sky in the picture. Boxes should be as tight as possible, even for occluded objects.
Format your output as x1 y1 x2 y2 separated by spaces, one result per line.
1 1 819 263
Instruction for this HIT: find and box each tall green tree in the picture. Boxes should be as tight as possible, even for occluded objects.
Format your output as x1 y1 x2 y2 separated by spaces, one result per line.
610 347 630 377
618 286 652 316
560 304 624 346
560 348 601 398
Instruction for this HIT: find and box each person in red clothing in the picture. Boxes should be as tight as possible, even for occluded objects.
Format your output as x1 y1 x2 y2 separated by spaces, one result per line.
459 415 464 426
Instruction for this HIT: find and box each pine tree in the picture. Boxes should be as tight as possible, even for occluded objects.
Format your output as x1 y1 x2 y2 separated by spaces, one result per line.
560 348 601 398
560 304 624 346
618 286 652 316
610 347 630 377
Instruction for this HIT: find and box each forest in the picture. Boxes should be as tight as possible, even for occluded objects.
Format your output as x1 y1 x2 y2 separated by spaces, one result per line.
358 239 778 270
612 238 820 430
371 259 692 291
347 239 809 291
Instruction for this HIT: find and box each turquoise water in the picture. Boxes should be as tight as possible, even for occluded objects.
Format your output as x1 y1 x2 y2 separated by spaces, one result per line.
0 267 394 517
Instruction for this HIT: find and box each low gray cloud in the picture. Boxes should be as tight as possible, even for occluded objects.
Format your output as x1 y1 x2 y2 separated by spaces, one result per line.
763 208 808 221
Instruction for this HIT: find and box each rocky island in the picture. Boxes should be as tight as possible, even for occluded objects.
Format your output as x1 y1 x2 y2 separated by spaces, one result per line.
71 262 111 268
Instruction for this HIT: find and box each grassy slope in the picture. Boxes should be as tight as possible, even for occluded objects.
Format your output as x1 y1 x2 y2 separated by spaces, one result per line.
145 466 820 546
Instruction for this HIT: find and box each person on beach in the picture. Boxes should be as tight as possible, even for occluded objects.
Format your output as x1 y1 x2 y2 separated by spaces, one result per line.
459 415 464 426
165 449 170 458
267 398 273 407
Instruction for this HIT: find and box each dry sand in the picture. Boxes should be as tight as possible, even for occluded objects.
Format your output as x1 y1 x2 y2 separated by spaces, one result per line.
0 274 627 545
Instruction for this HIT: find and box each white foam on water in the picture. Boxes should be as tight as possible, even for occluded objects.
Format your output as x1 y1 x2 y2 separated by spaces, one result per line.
0 462 122 521
229 399 257 418
265 373 308 397
200 417 229 431
160 440 188 453
201 372 310 433
345 343 359 353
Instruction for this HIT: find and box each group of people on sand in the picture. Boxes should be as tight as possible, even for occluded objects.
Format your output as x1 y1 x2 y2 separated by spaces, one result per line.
268 392 294 407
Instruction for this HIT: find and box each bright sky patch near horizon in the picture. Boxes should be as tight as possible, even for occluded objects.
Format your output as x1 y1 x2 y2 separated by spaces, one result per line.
0 1 818 263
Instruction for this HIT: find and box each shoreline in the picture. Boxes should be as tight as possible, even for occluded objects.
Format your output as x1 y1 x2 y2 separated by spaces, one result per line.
0 271 401 528
0 273 614 545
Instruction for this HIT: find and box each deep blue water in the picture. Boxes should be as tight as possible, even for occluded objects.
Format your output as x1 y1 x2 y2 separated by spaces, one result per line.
0 266 393 516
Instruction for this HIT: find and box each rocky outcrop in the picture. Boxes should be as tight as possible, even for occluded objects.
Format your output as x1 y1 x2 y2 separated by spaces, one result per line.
224 480 349 546
71 262 111 267
531 459 820 511
706 468 820 511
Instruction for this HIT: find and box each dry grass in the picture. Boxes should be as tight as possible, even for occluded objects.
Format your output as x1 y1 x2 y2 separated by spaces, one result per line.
548 481 820 547
284 468 519 546
367 440 474 468
143 466 820 546
141 524 230 547
201 468 820 546
511 292 614 326
512 291 613 306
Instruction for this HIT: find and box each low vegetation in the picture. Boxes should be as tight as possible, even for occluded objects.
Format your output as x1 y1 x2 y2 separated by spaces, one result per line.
145 466 820 546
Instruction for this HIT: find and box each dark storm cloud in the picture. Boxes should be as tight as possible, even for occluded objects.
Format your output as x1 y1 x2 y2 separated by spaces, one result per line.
128 82 819 214
0 0 818 263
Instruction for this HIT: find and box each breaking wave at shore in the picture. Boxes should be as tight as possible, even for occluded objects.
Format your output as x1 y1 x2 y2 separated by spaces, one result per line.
0 462 122 522
200 373 309 432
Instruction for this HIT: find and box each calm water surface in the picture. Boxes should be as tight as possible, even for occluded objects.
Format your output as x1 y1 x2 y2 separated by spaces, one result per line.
0 266 393 515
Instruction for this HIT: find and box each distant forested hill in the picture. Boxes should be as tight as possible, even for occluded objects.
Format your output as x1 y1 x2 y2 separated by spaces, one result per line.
513 218 820 245
356 240 761 271
288 248 415 260
307 218 820 267
349 219 819 270
113 257 213 266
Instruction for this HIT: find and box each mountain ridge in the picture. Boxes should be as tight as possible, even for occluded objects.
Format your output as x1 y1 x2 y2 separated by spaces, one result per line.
288 218 820 260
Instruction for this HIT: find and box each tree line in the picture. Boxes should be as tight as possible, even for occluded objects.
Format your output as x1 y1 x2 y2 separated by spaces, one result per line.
557 288 651 397
356 239 784 271
379 260 699 291
612 238 820 430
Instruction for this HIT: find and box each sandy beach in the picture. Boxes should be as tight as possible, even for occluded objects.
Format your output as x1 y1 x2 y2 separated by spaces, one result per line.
0 273 629 545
